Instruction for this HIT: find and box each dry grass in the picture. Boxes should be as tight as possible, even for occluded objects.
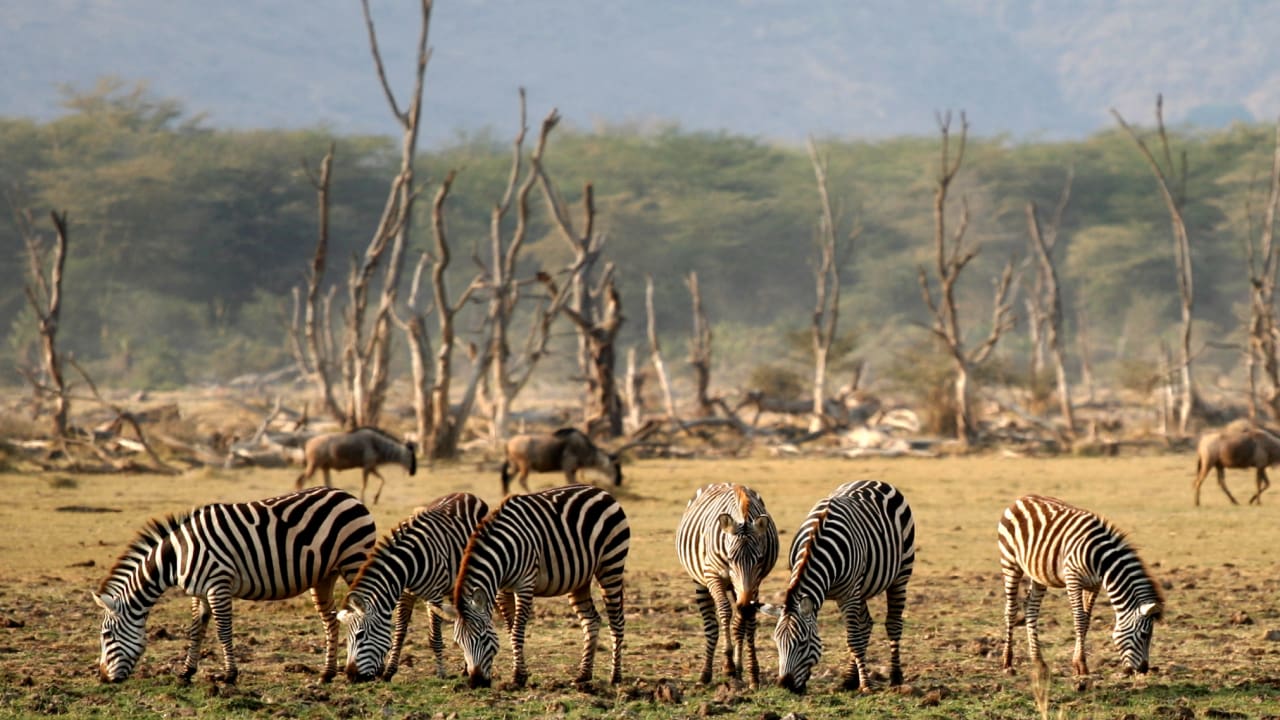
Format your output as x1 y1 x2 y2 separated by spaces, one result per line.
1 453 1278 718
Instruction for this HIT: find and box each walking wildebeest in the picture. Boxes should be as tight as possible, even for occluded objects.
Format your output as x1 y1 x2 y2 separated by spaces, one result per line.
1193 422 1280 506
499 427 621 495
296 427 417 505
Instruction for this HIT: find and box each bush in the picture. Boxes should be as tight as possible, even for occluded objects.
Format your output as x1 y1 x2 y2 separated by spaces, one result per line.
746 364 806 399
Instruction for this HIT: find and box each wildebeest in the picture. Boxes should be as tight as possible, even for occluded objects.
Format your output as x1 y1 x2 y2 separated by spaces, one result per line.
295 427 417 505
499 427 621 495
1193 422 1280 506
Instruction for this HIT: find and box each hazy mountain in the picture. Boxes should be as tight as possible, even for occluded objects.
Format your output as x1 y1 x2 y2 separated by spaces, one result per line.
4 0 1278 145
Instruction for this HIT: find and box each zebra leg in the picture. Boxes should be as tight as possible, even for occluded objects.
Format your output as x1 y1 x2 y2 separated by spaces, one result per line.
839 598 875 692
883 575 910 686
692 584 719 684
603 575 626 685
180 595 212 682
1001 565 1024 673
733 600 761 688
1066 579 1092 681
569 586 601 686
425 602 448 679
498 591 517 634
1024 581 1049 677
384 592 416 681
207 585 238 684
508 592 535 688
312 575 341 683
707 580 738 680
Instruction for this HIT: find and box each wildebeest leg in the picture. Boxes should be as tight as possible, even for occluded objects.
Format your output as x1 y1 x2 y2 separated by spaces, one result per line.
1193 459 1210 506
322 467 333 489
1216 466 1239 505
1250 467 1270 505
369 467 387 504
518 465 531 493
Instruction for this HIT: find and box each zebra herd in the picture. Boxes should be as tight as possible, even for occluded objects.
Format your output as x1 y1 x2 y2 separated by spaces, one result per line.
93 475 1163 696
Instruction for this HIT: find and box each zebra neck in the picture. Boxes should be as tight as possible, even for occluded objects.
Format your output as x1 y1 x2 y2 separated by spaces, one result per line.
1097 546 1159 613
117 540 180 612
350 547 412 614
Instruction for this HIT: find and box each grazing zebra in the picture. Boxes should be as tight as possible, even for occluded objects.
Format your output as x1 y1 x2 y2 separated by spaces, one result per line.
998 494 1164 684
295 426 417 505
440 484 630 689
338 492 489 682
676 483 779 687
761 480 916 694
92 487 376 683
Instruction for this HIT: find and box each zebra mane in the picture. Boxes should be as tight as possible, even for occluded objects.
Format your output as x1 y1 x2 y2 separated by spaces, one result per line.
783 502 832 607
452 497 513 605
97 512 190 596
1103 522 1166 607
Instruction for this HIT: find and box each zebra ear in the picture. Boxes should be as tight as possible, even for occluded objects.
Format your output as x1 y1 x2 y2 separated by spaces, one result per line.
468 588 487 610
757 603 782 619
798 595 818 617
436 603 459 621
751 515 771 535
336 608 352 624
1139 602 1162 619
346 595 367 614
91 592 118 613
717 513 738 535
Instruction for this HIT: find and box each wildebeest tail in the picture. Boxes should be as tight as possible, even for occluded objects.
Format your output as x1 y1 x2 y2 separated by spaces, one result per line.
501 461 512 495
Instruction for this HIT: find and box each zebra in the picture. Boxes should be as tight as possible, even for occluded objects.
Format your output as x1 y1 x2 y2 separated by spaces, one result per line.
338 492 489 682
760 480 916 694
998 494 1164 684
675 482 779 688
92 487 376 684
439 484 630 689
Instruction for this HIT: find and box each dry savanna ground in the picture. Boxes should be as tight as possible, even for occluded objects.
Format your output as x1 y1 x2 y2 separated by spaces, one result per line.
0 453 1278 719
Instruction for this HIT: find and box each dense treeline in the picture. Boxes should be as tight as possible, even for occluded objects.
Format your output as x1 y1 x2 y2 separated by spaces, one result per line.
2 82 1275 395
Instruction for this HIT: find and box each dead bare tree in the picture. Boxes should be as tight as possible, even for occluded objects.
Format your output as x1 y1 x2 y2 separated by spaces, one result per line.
1111 95 1198 435
485 97 582 443
1025 167 1077 442
391 251 434 449
1245 120 1280 421
20 209 70 437
685 271 715 418
644 274 678 421
290 143 344 423
806 138 858 432
917 111 1017 445
533 142 625 437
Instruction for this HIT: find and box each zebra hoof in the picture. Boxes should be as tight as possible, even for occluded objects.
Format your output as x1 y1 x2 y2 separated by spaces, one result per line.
319 670 336 684
889 668 903 686
1073 676 1090 692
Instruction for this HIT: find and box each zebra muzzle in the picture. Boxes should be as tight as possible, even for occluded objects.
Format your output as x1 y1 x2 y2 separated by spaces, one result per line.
779 673 807 694
467 669 492 689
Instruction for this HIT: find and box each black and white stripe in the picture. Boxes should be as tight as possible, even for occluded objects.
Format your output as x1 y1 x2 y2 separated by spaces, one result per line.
762 480 915 694
443 484 630 688
676 483 778 687
339 493 489 682
998 494 1164 680
93 487 376 683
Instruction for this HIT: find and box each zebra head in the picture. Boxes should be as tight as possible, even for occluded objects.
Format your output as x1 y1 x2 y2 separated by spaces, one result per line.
762 594 823 694
337 595 393 682
92 593 148 683
1112 600 1162 673
443 589 500 688
718 513 773 607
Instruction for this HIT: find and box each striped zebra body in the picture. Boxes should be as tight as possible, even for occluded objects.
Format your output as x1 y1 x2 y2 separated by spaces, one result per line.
998 494 1163 681
339 493 489 682
676 483 779 687
93 487 376 683
764 480 915 694
445 485 630 688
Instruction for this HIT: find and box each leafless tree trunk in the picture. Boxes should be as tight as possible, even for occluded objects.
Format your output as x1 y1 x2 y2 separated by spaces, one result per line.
290 143 345 423
805 139 857 432
391 252 434 448
686 271 715 418
1245 120 1280 421
625 346 643 431
1112 95 1198 435
917 112 1016 445
425 172 486 459
337 0 430 428
1076 307 1096 404
644 274 678 420
533 143 625 436
485 96 581 443
1025 167 1077 442
21 210 70 437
